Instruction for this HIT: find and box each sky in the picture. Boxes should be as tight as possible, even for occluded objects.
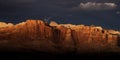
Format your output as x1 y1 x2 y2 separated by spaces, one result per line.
0 0 120 30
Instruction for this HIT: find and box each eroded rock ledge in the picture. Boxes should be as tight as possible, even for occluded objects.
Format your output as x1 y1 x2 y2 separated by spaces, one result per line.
0 20 120 53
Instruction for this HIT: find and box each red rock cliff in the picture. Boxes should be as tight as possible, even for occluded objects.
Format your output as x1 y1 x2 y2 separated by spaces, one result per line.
0 20 120 53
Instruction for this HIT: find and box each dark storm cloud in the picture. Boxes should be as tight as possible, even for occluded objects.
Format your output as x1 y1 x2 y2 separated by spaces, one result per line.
0 0 119 12
0 0 120 16
0 0 119 17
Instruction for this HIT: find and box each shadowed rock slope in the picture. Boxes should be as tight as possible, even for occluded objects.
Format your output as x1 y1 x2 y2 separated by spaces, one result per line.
0 20 120 53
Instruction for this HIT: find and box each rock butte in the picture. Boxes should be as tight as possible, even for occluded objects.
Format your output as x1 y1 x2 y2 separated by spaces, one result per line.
0 20 120 53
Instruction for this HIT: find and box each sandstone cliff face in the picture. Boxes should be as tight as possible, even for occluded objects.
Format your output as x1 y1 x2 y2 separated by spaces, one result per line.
0 20 120 53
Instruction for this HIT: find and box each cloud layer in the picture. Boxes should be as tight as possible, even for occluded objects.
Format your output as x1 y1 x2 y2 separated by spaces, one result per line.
72 2 117 10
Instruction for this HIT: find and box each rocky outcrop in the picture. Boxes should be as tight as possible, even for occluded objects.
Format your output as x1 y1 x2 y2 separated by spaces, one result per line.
0 20 120 53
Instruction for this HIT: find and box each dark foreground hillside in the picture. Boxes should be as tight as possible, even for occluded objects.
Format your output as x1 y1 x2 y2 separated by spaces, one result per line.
0 51 120 60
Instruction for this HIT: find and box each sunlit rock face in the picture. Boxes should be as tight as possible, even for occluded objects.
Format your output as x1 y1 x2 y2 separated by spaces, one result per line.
0 20 120 53
0 22 14 27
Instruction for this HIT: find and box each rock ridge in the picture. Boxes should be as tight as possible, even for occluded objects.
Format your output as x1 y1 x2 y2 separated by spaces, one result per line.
0 20 120 53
